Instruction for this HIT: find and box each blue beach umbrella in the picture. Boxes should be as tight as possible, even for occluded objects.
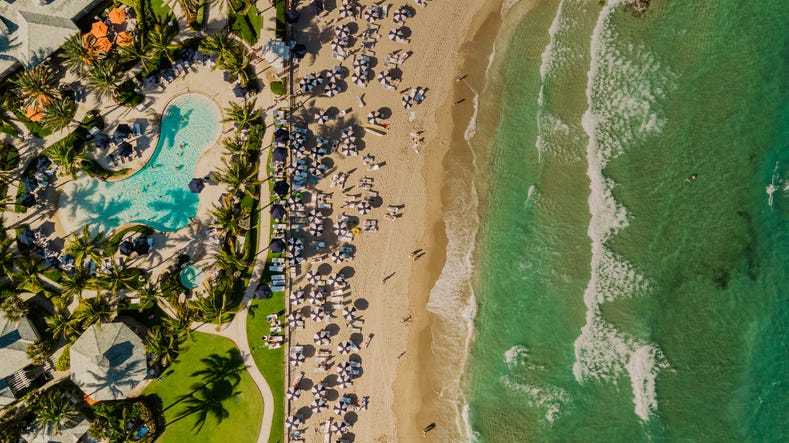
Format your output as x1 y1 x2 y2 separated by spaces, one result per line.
270 204 287 219
188 178 205 193
270 238 286 253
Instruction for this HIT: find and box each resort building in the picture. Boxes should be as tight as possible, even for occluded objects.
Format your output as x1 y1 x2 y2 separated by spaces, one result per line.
22 417 90 443
0 313 40 406
0 0 105 79
70 322 147 403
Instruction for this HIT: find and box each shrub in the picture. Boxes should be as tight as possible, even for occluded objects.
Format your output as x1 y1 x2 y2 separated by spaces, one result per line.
270 80 285 96
0 141 20 171
56 343 72 371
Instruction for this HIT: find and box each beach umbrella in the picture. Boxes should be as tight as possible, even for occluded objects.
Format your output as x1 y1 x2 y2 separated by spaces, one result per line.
313 332 328 345
290 353 306 366
272 147 288 162
90 21 108 38
116 142 133 157
389 27 405 41
306 270 320 285
363 8 377 22
342 306 356 321
337 342 350 355
299 78 309 93
119 239 134 256
133 237 150 255
308 225 322 237
310 399 327 413
286 386 301 400
269 238 286 253
232 83 247 98
324 83 340 97
288 237 303 247
332 221 348 235
336 374 352 389
367 110 382 125
188 178 205 193
331 421 345 433
255 284 272 299
285 415 301 430
285 9 300 24
312 383 326 396
331 251 344 264
290 291 305 304
273 180 289 197
113 124 132 139
270 204 287 220
314 110 329 124
274 128 289 143
333 402 348 415
287 311 304 327
109 7 127 25
357 200 371 215
340 144 357 157
339 4 354 18
310 307 327 322
335 24 350 36
93 133 111 149
393 6 408 24
336 361 350 374
307 291 323 306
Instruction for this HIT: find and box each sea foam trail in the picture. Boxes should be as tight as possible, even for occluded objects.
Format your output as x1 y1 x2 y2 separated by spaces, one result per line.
575 0 668 422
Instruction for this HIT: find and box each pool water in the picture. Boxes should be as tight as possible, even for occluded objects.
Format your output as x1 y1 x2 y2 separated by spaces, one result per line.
180 264 204 289
59 94 221 233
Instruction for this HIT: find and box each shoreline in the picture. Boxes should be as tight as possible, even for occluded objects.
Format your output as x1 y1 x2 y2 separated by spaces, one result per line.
395 0 547 440
393 1 506 441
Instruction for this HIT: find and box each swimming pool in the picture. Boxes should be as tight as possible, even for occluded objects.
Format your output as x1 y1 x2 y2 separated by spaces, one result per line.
179 264 204 289
59 94 221 233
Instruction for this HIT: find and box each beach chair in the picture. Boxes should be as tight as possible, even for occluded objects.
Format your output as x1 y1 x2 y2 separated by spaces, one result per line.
269 265 285 272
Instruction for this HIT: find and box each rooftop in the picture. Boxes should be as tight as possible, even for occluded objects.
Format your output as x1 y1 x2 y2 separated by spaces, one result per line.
0 313 40 380
0 0 104 78
70 322 147 402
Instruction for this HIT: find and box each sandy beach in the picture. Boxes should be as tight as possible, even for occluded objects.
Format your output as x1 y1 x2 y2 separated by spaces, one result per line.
282 0 506 441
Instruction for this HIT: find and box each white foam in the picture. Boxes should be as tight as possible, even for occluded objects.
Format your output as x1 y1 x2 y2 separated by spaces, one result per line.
767 161 782 208
501 0 522 16
464 93 480 141
627 344 669 421
575 0 669 422
525 184 538 206
504 345 530 368
501 376 568 423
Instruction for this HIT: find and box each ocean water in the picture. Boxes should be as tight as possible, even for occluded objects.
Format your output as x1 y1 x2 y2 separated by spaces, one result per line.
460 0 789 441
59 94 221 233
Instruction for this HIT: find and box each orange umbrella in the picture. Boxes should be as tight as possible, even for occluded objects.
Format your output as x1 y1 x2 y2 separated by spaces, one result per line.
109 7 126 25
26 105 43 122
90 21 108 38
115 32 133 47
94 36 112 53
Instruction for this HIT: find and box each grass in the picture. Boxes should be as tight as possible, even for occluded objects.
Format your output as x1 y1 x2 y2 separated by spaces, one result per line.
274 0 286 40
142 332 263 443
0 141 20 170
247 296 285 443
229 2 262 45
148 0 173 20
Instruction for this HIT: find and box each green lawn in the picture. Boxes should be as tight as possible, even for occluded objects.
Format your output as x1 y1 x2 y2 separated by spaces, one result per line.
247 297 285 443
148 0 173 19
143 332 263 443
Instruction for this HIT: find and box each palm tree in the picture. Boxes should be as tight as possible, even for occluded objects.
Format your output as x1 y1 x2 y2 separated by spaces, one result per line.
41 96 77 132
0 295 28 321
215 242 250 274
173 380 240 432
145 325 182 368
118 38 155 74
135 282 160 312
148 16 180 64
44 139 85 178
12 64 58 109
223 98 261 131
11 256 46 293
59 267 91 302
219 51 251 87
45 309 79 342
199 31 242 65
209 203 241 238
190 292 221 324
90 403 136 442
65 226 107 267
59 33 96 75
25 340 53 365
99 263 144 295
34 389 81 433
164 301 196 343
73 294 114 328
87 59 122 100
0 90 19 136
214 155 258 197
0 237 19 276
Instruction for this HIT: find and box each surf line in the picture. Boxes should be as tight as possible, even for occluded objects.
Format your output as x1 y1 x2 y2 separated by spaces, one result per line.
574 0 669 423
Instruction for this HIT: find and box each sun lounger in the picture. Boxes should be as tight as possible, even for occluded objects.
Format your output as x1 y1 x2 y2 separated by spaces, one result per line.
271 286 285 292
272 257 286 264
269 265 285 272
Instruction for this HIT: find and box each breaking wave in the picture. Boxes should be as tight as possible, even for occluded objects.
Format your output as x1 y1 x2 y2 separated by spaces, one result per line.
575 0 670 422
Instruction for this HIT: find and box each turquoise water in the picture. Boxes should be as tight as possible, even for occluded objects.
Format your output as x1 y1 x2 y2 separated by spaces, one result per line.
180 264 204 289
462 0 789 441
59 94 221 233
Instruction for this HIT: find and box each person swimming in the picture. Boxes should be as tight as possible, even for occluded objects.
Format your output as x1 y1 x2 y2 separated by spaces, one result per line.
686 174 698 183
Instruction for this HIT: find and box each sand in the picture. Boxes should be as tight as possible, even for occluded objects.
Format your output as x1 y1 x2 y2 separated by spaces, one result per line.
282 0 500 441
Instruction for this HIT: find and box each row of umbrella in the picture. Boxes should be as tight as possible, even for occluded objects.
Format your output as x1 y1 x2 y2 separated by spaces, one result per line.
352 55 371 88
